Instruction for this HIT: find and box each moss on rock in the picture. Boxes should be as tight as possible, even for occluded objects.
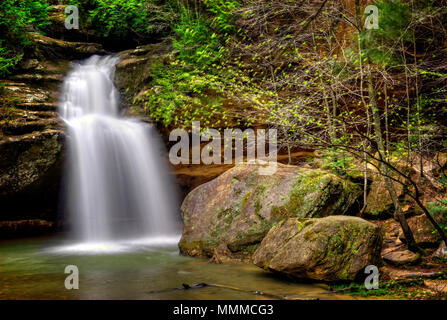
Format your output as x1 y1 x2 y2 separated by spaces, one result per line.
252 216 383 281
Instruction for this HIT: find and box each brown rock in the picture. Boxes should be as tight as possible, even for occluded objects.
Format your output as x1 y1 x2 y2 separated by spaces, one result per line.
383 250 421 266
365 173 404 217
29 32 105 59
381 266 447 281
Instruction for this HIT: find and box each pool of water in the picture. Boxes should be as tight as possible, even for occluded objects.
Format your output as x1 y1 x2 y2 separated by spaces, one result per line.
0 236 352 300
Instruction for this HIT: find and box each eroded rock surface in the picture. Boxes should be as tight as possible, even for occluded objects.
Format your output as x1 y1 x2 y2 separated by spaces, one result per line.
383 250 421 266
0 31 105 233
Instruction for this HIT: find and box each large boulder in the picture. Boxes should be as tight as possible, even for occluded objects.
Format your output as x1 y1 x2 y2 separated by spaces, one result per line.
178 163 362 258
252 216 383 281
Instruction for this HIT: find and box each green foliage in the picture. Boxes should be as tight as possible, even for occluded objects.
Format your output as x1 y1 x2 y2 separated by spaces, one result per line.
140 1 240 128
360 0 412 67
138 60 227 127
68 0 175 40
203 0 239 33
0 0 50 76
319 137 355 177
89 0 148 38
331 278 445 299
0 44 23 77
173 4 225 67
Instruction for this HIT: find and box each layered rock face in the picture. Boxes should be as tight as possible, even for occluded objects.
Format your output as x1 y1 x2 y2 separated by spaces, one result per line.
0 62 66 224
252 216 383 281
0 31 105 230
178 163 362 258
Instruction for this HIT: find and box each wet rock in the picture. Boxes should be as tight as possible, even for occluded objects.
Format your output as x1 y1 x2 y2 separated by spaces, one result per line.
44 5 90 42
252 216 382 281
0 81 53 104
178 163 362 258
383 250 421 266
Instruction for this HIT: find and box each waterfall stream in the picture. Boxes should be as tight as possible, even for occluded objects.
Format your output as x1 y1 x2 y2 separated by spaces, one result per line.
57 55 180 253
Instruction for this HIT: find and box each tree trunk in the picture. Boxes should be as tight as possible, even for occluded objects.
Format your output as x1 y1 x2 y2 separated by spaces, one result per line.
367 71 419 252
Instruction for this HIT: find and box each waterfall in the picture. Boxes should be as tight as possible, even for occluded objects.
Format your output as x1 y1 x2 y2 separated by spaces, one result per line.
58 55 180 252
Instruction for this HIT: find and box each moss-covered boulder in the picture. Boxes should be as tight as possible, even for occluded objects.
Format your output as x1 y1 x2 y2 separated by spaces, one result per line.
252 216 383 281
178 163 362 258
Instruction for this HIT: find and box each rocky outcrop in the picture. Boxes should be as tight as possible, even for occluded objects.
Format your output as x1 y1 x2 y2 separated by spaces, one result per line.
424 280 447 296
252 216 383 281
29 32 106 59
0 61 66 226
383 250 421 266
115 39 173 114
178 163 362 258
0 32 105 232
0 129 63 194
0 79 65 225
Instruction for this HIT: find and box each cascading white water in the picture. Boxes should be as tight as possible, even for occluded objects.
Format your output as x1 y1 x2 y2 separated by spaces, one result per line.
57 55 180 252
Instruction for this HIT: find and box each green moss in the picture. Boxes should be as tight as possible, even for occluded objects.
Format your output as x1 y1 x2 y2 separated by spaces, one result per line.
254 198 262 215
269 170 361 220
178 239 208 254
240 191 252 214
